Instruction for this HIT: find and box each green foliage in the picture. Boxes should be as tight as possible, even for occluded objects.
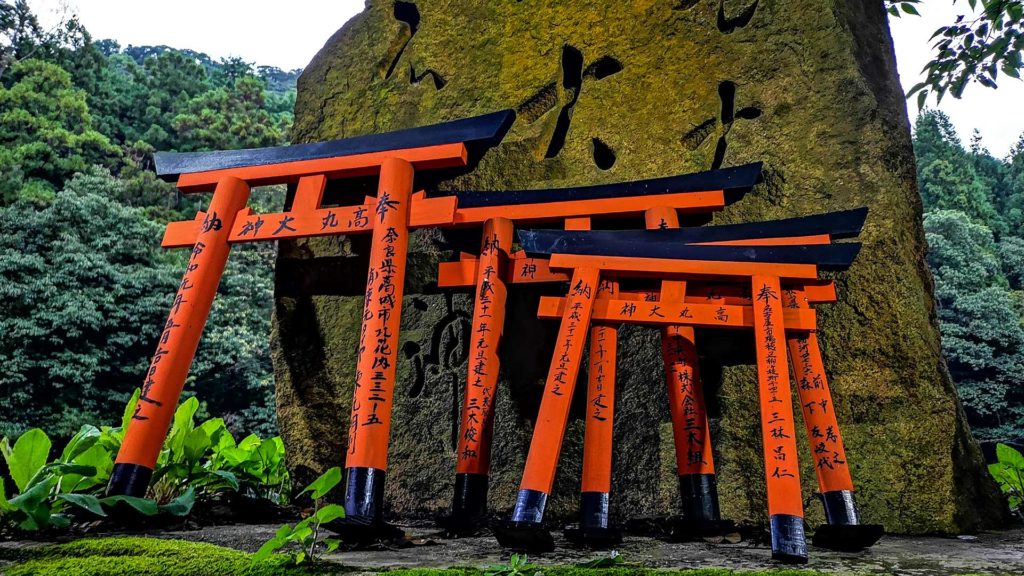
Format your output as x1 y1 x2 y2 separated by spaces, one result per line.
893 0 1024 104
988 443 1024 519
0 536 315 576
253 467 344 565
0 171 178 437
914 111 1024 441
0 59 121 204
0 391 286 533
486 554 542 576
0 0 290 439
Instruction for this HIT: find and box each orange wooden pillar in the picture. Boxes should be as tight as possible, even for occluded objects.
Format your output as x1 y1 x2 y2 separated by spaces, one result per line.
751 275 807 563
343 158 414 526
498 266 599 549
450 217 514 527
108 176 251 496
645 207 723 533
573 278 619 542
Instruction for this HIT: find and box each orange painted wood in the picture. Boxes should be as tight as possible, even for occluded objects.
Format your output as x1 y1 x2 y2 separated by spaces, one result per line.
161 212 206 248
291 174 327 213
117 177 252 469
644 205 680 230
451 190 727 225
664 324 716 476
438 256 569 287
162 194 456 248
645 207 716 478
537 296 818 330
698 234 831 246
549 254 820 280
520 267 600 494
564 217 592 230
174 143 468 192
751 275 804 518
346 158 414 472
784 288 855 493
456 218 514 475
581 279 618 494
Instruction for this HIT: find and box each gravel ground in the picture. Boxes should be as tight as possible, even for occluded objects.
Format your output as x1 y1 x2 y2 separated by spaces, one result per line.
148 523 1024 575
3 523 1022 575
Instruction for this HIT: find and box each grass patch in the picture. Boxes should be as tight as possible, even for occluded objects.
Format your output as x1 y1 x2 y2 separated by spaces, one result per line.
0 536 322 576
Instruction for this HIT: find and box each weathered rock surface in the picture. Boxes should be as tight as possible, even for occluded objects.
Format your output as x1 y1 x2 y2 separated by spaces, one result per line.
272 0 1004 533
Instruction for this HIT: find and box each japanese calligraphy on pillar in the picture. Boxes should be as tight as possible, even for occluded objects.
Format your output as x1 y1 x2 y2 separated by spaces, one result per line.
456 218 512 475
347 160 413 471
783 289 854 492
752 275 803 517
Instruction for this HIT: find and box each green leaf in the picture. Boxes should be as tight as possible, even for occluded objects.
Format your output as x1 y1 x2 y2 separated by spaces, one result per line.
324 538 341 553
167 397 200 457
252 536 288 562
183 427 212 463
901 3 920 16
0 478 15 513
997 443 1024 469
302 467 342 500
60 426 100 462
206 469 240 491
160 487 196 517
57 493 107 517
314 503 346 524
120 389 141 432
100 495 160 516
6 429 52 492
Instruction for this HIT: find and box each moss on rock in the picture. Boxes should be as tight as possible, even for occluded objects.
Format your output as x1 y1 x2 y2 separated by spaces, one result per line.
273 0 1004 532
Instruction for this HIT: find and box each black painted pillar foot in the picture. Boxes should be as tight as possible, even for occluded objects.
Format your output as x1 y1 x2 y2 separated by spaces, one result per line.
812 490 884 551
492 489 554 552
564 492 622 547
106 463 153 497
670 474 735 541
438 473 490 536
325 467 404 543
770 514 808 564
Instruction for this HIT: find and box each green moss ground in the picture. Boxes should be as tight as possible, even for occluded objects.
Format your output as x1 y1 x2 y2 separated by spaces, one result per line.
0 537 830 576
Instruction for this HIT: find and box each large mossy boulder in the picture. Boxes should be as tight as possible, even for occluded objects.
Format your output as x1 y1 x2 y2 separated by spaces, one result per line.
272 0 1004 533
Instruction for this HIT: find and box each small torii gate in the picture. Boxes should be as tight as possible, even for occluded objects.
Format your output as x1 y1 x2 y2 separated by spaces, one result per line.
487 210 882 562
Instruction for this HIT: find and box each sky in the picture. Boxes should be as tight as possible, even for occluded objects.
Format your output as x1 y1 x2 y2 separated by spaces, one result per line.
28 0 1024 157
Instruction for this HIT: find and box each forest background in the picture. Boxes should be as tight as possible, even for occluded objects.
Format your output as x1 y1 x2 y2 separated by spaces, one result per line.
1 1 1022 447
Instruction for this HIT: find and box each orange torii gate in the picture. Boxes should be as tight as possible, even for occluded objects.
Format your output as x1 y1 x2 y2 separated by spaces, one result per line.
105 108 774 541
492 212 881 562
107 110 517 520
434 170 764 534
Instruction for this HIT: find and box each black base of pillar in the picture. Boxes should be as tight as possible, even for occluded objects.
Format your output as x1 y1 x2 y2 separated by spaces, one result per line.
668 517 737 542
326 467 403 543
579 491 610 529
769 514 808 564
812 524 884 552
563 525 622 548
492 519 555 553
323 514 405 543
563 491 621 548
106 463 153 497
677 474 722 523
820 490 859 525
494 489 553 552
438 473 490 536
510 488 547 524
